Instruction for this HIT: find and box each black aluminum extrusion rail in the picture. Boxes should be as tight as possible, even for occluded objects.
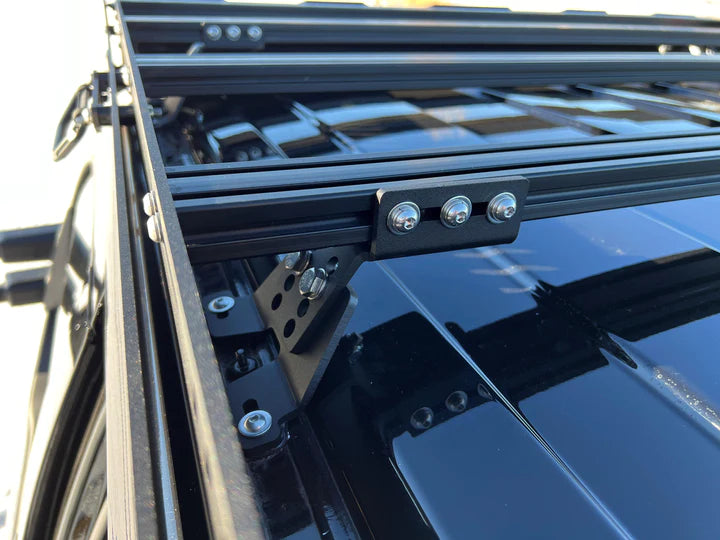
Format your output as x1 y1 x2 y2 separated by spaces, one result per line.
175 149 720 262
122 0 720 50
137 51 720 96
114 2 265 538
111 0 720 529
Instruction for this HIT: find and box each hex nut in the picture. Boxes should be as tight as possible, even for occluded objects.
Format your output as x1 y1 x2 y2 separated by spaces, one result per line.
298 267 328 300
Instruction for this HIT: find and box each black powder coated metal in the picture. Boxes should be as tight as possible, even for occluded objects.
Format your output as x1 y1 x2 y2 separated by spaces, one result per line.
122 0 720 51
137 51 720 97
371 176 527 259
100 1 720 537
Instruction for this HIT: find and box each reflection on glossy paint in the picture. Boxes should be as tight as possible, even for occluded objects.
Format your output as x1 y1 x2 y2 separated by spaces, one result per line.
156 83 720 165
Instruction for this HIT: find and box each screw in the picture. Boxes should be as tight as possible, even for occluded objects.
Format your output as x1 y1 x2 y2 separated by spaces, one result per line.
205 24 222 41
207 295 235 313
410 407 433 430
477 382 493 401
487 192 518 224
298 267 328 300
387 201 421 235
247 25 263 41
445 390 468 413
148 105 164 118
248 146 263 160
142 192 157 217
146 215 162 243
440 195 472 228
228 348 258 378
238 410 272 438
225 25 242 41
283 251 311 275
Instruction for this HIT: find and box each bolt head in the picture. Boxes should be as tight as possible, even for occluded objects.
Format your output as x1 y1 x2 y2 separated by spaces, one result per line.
225 25 242 40
283 251 311 275
487 192 518 224
238 410 272 438
231 348 258 377
142 192 157 217
440 195 472 228
205 24 222 41
146 215 162 243
387 201 421 235
445 390 468 413
298 267 328 300
247 25 263 41
410 407 434 430
207 295 235 313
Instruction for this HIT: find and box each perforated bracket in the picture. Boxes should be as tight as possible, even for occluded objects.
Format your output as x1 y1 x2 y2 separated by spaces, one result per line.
253 245 365 404
253 175 528 404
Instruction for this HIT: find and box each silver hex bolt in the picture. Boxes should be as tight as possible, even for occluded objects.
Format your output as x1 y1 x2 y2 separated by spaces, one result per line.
146 215 162 243
238 410 272 438
225 25 242 41
283 251 312 275
207 295 235 313
247 25 263 41
298 267 328 300
387 201 420 235
487 192 518 224
440 195 472 228
204 24 222 41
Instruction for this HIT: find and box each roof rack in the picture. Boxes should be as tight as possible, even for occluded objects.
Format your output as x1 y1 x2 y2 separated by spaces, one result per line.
99 2 720 535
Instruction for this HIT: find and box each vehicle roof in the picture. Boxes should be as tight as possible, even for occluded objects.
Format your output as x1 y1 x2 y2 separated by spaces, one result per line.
308 194 720 538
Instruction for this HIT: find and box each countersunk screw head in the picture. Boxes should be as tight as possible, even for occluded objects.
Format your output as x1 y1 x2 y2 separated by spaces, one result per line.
205 24 222 41
247 25 263 41
440 195 472 228
238 410 272 438
207 295 235 313
487 192 518 224
283 251 311 275
298 267 328 300
387 201 421 235
225 25 242 40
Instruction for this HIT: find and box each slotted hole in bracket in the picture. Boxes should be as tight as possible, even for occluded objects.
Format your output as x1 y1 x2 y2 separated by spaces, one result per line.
284 319 296 338
325 256 339 275
297 299 309 318
271 293 282 310
284 274 295 291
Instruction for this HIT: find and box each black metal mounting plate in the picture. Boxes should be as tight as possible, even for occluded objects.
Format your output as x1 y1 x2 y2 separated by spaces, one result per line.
253 246 362 404
371 175 529 259
253 246 364 355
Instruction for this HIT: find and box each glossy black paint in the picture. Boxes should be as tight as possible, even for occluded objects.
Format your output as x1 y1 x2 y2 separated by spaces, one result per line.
306 195 720 538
